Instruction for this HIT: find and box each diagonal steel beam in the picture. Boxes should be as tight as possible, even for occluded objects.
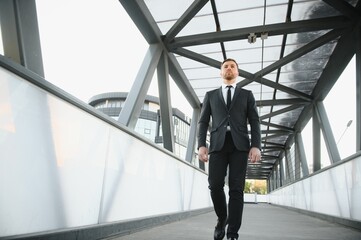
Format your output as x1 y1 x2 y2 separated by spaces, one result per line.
254 28 346 78
167 53 201 108
260 104 304 120
119 0 163 44
322 0 361 20
256 98 310 106
260 120 294 132
168 16 350 49
118 44 163 128
165 0 209 41
173 47 312 101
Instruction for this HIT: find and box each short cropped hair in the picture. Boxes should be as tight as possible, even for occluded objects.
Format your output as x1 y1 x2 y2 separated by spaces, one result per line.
221 58 239 69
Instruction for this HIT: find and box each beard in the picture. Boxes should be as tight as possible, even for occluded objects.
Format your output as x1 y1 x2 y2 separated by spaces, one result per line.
223 71 235 80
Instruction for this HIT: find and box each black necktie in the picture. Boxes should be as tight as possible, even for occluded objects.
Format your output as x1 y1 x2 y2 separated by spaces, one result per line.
226 85 232 109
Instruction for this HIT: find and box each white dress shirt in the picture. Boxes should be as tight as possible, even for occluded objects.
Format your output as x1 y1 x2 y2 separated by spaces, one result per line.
221 83 236 104
222 83 236 131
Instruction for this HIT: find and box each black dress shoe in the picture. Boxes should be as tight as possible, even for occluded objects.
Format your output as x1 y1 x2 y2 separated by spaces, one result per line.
214 218 227 240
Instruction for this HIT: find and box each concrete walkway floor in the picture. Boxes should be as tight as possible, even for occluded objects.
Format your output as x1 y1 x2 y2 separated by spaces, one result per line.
107 203 361 240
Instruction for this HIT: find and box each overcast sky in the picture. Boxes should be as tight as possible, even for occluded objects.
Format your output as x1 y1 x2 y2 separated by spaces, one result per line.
35 0 193 117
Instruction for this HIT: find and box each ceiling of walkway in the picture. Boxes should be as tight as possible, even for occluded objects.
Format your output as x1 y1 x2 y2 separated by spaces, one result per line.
119 0 360 179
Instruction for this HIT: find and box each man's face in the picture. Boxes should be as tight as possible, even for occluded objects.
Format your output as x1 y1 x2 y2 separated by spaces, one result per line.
221 60 239 82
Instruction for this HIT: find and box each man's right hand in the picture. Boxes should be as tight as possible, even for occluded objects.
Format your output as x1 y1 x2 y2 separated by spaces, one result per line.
198 146 209 162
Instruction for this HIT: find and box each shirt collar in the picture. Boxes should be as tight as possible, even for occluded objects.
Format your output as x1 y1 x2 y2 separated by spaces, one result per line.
222 82 237 89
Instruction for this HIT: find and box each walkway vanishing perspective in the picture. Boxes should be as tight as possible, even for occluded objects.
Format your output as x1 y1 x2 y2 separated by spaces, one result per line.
110 204 361 240
1 1 361 239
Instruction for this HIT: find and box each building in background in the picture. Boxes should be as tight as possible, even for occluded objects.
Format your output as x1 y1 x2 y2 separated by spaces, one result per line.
88 92 193 161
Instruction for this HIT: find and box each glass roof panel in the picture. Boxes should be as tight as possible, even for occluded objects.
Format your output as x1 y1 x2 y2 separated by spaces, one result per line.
278 70 321 85
157 21 175 35
136 0 359 178
245 85 274 97
145 0 215 35
292 0 342 21
275 91 298 100
184 43 223 55
184 66 220 80
177 14 218 36
226 35 284 50
269 106 305 127
215 0 289 30
225 43 282 72
190 78 222 90
176 55 210 69
144 0 194 22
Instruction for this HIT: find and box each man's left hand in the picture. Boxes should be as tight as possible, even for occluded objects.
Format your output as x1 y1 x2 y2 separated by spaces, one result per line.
248 147 261 163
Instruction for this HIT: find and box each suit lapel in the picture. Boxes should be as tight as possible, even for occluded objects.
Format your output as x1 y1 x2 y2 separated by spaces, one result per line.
217 87 227 109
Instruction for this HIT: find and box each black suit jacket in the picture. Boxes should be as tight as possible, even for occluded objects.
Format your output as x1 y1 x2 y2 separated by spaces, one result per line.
197 86 261 153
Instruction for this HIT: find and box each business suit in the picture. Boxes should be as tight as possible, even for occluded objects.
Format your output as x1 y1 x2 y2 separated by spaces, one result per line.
197 83 261 239
198 85 261 153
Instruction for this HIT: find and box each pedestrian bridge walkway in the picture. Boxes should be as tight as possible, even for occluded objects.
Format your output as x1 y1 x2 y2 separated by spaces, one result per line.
1 57 361 240
110 204 361 240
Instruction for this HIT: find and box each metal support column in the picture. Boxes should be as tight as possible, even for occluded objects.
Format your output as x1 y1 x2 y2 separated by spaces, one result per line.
294 138 301 180
279 158 284 187
270 171 274 192
157 52 174 152
284 149 291 183
185 108 200 164
284 148 293 183
0 0 44 77
312 105 321 172
296 132 309 177
274 168 278 189
356 26 361 152
314 101 341 163
118 44 162 129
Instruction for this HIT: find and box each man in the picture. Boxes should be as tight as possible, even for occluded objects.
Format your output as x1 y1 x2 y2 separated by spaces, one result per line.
197 58 261 240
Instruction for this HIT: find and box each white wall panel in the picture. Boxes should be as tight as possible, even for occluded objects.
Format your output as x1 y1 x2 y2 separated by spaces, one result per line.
0 67 212 238
269 155 361 221
3 63 358 238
